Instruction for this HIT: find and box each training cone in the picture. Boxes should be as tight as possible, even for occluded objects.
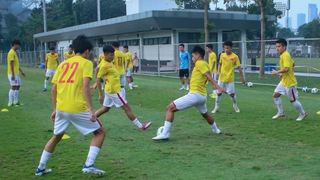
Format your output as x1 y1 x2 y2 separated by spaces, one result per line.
62 134 71 140
209 93 216 99
133 85 139 88
1 108 9 112
317 111 320 115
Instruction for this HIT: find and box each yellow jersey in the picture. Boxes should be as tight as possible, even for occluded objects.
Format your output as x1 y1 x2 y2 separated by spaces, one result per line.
64 51 75 60
219 52 240 83
7 49 19 75
208 51 217 73
189 60 210 96
113 50 125 75
125 52 133 69
46 53 59 70
99 54 105 64
280 51 297 87
52 56 93 113
97 61 121 94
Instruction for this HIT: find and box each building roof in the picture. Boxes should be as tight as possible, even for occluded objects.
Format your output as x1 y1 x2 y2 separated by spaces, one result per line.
34 9 276 42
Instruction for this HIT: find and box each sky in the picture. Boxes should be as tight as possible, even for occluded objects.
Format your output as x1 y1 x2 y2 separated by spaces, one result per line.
212 0 320 30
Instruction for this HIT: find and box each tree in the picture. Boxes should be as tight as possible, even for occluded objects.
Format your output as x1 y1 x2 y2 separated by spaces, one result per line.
277 28 295 38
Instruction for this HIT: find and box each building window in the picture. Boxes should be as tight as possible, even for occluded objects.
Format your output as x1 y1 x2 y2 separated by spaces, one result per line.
143 37 171 45
179 32 217 43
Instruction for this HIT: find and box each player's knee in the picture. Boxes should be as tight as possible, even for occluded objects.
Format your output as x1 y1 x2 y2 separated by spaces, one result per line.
230 93 235 97
166 104 175 112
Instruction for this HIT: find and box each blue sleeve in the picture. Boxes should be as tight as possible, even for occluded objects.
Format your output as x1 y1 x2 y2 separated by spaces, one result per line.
187 52 191 60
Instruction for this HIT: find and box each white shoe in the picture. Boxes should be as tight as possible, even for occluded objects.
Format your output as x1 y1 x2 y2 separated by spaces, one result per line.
233 105 240 113
213 127 221 134
296 113 308 121
179 86 185 90
152 132 170 140
272 113 285 119
211 108 219 114
186 87 189 91
82 164 105 175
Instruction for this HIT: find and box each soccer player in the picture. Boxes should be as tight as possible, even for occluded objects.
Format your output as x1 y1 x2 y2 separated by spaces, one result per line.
35 35 106 176
98 53 105 65
271 38 308 121
64 44 75 60
152 45 226 140
212 41 245 114
94 45 152 130
124 45 134 90
178 44 191 90
43 47 59 91
112 42 126 95
7 39 26 107
133 52 139 74
206 44 217 98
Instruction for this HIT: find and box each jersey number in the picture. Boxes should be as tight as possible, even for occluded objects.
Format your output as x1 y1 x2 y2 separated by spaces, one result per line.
59 62 79 83
117 57 123 66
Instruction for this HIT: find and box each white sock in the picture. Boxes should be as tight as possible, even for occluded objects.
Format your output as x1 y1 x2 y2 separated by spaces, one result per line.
187 85 189 89
8 89 14 104
44 80 48 89
274 97 284 114
85 146 100 167
14 90 19 103
293 100 305 115
231 95 237 105
211 122 218 131
132 118 142 128
38 150 52 169
163 121 172 134
215 96 221 109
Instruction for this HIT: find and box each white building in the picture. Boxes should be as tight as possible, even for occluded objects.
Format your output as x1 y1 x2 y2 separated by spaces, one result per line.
275 2 287 18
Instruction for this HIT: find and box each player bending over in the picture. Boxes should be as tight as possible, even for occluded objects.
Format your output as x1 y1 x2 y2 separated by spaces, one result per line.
153 45 226 140
94 45 152 130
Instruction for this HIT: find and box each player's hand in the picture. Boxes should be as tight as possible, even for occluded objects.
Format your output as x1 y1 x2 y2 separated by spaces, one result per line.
279 74 282 79
242 78 246 85
218 87 227 94
89 110 97 122
44 68 47 73
271 69 278 75
51 110 56 122
217 72 220 76
98 95 104 104
21 72 26 77
90 83 97 90
11 74 15 81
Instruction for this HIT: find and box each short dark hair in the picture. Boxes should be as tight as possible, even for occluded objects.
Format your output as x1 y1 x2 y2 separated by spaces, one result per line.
49 47 55 51
103 45 115 54
11 39 21 46
179 44 185 48
192 45 205 58
112 41 120 48
223 41 233 47
123 45 128 49
206 44 213 49
276 38 287 46
72 34 93 54
69 44 73 49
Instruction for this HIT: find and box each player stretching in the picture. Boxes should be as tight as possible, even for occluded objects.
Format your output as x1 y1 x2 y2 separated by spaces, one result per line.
124 45 135 90
35 35 106 176
178 44 191 90
64 44 75 60
112 42 126 94
212 41 245 114
7 39 26 107
94 46 152 130
206 44 217 98
153 45 226 140
271 38 308 121
43 47 59 91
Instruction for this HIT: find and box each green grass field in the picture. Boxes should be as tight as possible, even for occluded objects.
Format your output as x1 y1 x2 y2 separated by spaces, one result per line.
0 65 320 179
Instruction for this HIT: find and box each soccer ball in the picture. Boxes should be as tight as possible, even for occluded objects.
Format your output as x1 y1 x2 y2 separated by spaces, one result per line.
311 88 319 94
157 126 169 136
302 87 308 92
247 82 253 87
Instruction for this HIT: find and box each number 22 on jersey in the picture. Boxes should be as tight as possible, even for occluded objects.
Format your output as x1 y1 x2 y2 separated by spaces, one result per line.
59 62 79 83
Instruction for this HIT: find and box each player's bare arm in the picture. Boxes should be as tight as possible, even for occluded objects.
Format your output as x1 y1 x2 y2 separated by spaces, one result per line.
271 67 289 75
83 77 97 122
217 63 222 76
19 68 26 77
237 66 245 84
51 84 57 121
96 77 104 104
211 61 215 73
204 72 226 94
10 60 15 80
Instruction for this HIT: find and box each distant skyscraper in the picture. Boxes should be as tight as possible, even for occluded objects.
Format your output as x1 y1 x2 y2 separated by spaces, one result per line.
275 2 287 18
297 13 306 28
308 4 318 22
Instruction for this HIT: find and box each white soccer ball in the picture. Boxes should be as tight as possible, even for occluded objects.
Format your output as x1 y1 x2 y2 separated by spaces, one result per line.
157 126 169 136
302 87 308 92
311 88 318 94
247 82 253 87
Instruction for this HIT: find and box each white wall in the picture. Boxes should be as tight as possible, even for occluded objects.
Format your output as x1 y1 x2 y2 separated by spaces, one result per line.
57 40 72 51
126 0 177 15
